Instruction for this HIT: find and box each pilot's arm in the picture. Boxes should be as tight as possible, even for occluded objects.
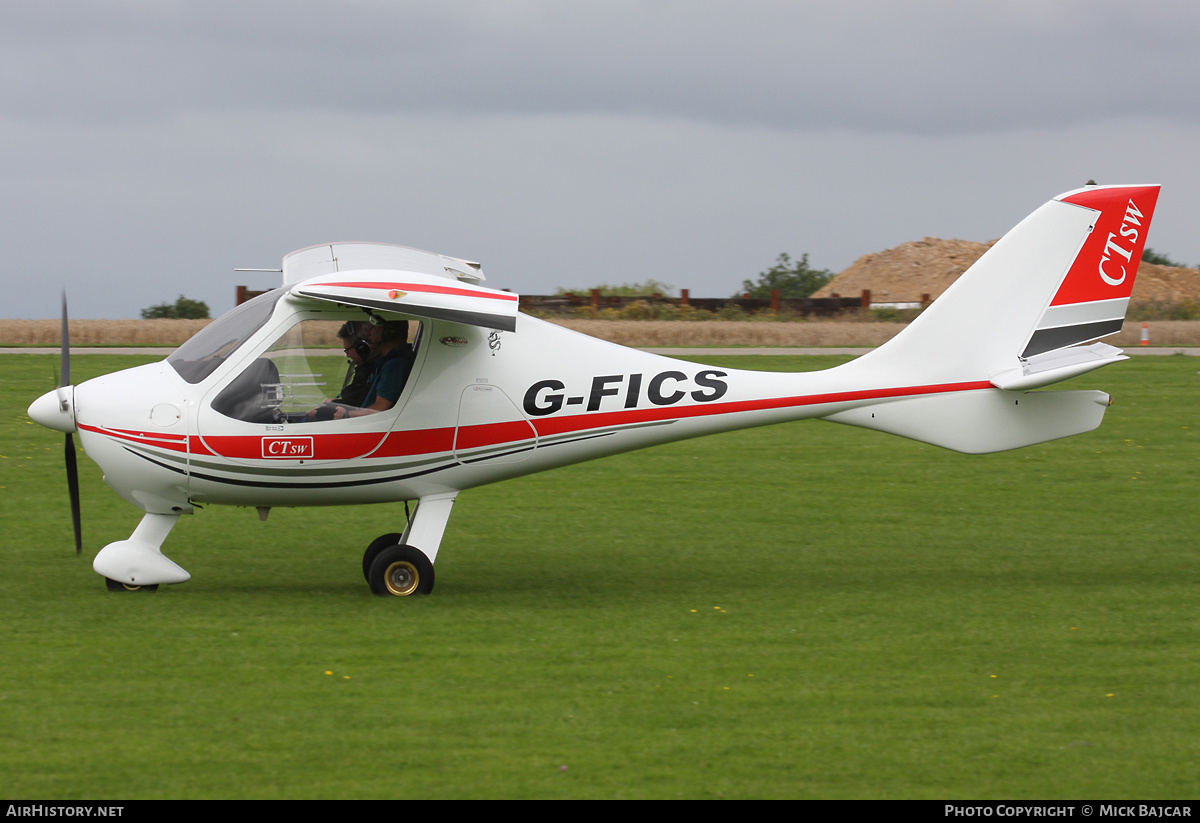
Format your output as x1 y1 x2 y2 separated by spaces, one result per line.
335 395 393 419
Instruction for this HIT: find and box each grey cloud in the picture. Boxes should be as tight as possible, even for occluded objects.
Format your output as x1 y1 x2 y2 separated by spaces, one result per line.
2 2 1194 133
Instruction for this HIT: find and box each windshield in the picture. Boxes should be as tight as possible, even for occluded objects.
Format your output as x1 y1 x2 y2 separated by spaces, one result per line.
167 289 286 384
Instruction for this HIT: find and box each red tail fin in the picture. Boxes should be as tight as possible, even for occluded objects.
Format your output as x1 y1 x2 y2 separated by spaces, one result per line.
1022 185 1160 358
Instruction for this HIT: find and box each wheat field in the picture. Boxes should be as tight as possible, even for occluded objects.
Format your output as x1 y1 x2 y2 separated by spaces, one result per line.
2 317 1198 348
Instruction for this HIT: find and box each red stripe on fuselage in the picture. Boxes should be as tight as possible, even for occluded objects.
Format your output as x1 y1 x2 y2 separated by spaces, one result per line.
530 380 993 437
84 381 993 463
77 424 189 453
197 431 386 460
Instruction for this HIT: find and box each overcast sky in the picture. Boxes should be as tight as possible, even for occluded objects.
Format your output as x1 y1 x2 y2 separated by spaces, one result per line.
3 1 1197 319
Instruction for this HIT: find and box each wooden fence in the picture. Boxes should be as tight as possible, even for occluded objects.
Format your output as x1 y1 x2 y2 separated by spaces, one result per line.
520 289 872 316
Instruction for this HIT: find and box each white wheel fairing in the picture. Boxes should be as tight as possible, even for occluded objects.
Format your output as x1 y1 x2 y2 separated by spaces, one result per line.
93 513 189 587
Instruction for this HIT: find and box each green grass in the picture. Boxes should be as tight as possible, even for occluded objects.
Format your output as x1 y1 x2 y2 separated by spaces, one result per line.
2 353 1199 798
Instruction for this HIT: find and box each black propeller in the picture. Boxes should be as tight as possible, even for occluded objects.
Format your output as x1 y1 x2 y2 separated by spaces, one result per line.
61 291 82 555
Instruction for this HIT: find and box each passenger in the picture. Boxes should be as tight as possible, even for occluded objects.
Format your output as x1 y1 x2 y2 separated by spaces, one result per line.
328 319 414 420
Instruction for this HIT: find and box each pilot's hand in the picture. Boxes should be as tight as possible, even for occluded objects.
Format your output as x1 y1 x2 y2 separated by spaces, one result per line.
308 403 338 422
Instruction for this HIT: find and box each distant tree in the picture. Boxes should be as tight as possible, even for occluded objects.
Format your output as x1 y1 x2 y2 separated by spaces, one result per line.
737 253 833 299
555 279 674 297
141 295 211 319
1141 248 1187 268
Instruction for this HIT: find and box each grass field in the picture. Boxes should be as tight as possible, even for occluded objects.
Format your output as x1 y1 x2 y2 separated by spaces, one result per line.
2 353 1199 799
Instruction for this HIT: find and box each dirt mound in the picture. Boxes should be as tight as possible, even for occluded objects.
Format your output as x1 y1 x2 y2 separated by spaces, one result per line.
813 238 1200 305
812 238 994 304
1133 263 1200 303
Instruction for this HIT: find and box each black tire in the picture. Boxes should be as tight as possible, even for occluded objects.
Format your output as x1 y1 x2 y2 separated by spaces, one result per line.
363 532 405 581
104 577 159 593
368 545 435 597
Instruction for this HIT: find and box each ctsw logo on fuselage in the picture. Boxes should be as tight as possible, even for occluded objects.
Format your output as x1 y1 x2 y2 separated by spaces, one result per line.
523 370 729 416
261 436 314 459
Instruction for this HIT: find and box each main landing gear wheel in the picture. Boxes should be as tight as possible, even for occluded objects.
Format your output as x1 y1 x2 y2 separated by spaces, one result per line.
368 545 435 597
104 578 159 593
363 533 404 582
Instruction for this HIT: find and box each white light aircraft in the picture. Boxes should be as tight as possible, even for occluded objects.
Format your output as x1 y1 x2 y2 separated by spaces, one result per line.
28 184 1159 596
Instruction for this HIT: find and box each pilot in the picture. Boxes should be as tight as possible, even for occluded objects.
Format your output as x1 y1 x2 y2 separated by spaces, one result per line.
306 321 376 421
329 318 414 419
333 321 375 407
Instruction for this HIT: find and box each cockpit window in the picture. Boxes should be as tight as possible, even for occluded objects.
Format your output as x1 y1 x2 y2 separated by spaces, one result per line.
168 289 286 384
211 315 419 424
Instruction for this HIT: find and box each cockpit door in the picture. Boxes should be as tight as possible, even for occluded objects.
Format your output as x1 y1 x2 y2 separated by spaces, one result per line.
194 312 421 468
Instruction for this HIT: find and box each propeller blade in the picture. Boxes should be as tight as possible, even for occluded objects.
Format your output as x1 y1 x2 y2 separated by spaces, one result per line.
60 290 70 387
65 433 82 555
61 291 81 554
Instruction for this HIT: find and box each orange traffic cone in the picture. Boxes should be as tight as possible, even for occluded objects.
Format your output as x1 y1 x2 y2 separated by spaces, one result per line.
1140 322 1149 346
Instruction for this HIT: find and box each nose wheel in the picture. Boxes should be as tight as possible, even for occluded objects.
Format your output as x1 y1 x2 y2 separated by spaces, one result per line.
104 578 159 593
366 543 435 597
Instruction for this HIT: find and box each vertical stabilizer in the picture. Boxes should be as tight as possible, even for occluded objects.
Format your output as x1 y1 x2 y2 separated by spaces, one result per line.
834 184 1159 390
821 184 1159 453
1022 186 1159 357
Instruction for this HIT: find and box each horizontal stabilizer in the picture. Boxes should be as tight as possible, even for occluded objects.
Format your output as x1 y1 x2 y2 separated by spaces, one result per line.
990 342 1127 391
822 389 1111 454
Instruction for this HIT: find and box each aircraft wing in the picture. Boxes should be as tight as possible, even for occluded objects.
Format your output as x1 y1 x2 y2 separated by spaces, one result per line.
292 272 520 332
